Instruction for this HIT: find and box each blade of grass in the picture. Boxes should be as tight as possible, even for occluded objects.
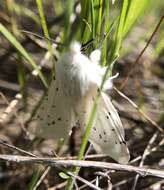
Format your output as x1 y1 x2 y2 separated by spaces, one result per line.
109 0 129 70
36 0 52 53
0 23 48 88
62 0 74 47
27 168 42 190
80 1 92 45
91 0 95 40
123 0 149 36
101 0 110 66
96 0 103 45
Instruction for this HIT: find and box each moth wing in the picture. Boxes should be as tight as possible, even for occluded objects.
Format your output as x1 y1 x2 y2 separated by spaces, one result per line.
89 92 130 164
35 80 75 140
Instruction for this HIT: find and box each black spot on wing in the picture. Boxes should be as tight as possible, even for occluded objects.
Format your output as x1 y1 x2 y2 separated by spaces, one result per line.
99 134 102 139
93 127 96 131
58 117 61 121
108 112 111 115
52 120 55 125
122 140 126 145
56 88 59 91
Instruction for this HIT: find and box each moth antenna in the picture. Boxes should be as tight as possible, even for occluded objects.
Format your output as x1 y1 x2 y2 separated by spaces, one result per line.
20 30 64 46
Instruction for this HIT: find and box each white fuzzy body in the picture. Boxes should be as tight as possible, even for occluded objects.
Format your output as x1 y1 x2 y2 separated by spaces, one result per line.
36 42 130 164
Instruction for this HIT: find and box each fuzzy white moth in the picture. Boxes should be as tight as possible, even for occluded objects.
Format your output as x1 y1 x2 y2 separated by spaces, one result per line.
35 42 130 164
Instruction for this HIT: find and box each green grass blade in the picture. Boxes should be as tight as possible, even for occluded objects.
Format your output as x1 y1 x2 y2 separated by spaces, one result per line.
62 0 74 47
80 1 92 45
91 0 95 40
101 0 110 66
0 23 48 88
109 0 129 70
123 0 149 36
27 168 41 190
96 0 103 45
36 0 52 53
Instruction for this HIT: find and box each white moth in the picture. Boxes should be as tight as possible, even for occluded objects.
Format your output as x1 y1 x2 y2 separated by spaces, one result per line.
35 42 130 164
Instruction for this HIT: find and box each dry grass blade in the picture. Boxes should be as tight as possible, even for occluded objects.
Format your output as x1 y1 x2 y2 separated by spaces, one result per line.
113 87 164 133
131 131 159 190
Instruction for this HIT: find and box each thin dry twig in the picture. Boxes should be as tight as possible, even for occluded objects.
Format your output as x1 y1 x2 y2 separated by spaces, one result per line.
113 86 164 133
0 139 37 157
120 15 164 89
0 92 30 136
48 181 67 190
32 166 50 190
131 131 159 190
130 136 164 164
0 92 21 123
0 155 164 178
114 137 164 188
67 170 102 190
35 165 102 190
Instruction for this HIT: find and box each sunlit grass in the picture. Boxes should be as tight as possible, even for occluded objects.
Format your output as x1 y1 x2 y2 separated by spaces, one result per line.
0 23 48 88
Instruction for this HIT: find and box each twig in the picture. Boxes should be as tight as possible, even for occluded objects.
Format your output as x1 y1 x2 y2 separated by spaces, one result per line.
67 170 102 190
114 137 164 188
32 166 50 190
0 139 37 157
33 157 102 190
120 15 164 89
0 155 164 178
0 139 110 160
130 137 164 164
48 181 67 190
131 131 159 190
20 30 63 46
0 92 30 137
113 86 164 133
